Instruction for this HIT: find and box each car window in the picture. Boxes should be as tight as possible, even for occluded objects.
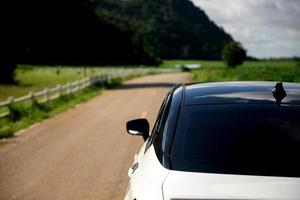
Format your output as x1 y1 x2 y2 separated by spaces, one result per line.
171 104 300 177
145 93 170 152
152 94 172 156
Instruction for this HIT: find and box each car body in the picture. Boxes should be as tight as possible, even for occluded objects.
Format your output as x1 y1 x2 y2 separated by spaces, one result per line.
124 81 300 200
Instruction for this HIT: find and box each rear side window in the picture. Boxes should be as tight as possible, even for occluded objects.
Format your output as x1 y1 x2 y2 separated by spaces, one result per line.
171 104 300 177
145 93 171 152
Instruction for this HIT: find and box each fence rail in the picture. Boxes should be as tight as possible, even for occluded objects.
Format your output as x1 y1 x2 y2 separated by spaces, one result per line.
0 68 179 118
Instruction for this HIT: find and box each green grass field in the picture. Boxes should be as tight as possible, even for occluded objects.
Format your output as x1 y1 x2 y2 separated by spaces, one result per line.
0 65 97 101
161 59 299 68
161 60 300 83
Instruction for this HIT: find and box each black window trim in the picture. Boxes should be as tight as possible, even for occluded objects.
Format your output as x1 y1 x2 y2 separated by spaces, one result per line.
145 85 184 169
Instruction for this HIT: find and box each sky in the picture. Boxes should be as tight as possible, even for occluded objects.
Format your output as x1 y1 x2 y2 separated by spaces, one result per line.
192 0 300 58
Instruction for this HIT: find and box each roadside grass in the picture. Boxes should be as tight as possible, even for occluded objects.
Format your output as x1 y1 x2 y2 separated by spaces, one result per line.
0 86 104 139
192 64 300 83
161 59 298 68
0 78 124 139
161 59 300 82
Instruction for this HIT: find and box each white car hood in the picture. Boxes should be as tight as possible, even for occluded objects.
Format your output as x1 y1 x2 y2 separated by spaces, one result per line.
163 170 300 200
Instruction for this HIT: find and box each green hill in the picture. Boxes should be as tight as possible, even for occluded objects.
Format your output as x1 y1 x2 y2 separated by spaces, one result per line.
3 0 234 67
93 0 234 60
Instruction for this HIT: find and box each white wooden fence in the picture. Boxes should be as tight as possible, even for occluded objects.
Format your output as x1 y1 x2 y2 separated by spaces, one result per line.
0 68 179 118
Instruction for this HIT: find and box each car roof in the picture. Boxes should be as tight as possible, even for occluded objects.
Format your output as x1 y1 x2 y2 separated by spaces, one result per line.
182 81 300 106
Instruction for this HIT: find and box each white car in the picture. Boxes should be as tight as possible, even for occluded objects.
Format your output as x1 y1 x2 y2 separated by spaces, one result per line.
124 82 300 200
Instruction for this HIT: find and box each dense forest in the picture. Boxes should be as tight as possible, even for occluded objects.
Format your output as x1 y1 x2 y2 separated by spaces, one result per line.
3 0 233 66
94 0 233 60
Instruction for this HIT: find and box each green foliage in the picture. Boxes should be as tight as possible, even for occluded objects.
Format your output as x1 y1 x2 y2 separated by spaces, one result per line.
222 42 247 68
7 103 26 122
31 99 50 112
94 0 233 60
0 123 14 139
7 99 50 123
5 0 235 65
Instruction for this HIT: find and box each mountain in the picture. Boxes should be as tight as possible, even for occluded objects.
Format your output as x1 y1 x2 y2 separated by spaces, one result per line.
3 0 157 66
3 0 234 67
93 0 234 60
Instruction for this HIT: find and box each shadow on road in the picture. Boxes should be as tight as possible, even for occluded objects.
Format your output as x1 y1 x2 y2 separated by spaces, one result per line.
114 82 177 90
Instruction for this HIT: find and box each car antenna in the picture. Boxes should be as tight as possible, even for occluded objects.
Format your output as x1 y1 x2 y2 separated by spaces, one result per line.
272 82 286 105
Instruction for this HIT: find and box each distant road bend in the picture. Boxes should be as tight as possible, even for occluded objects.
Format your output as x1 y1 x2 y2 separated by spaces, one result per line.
0 73 190 200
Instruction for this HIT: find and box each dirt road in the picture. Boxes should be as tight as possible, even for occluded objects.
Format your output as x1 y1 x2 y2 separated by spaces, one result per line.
0 73 190 200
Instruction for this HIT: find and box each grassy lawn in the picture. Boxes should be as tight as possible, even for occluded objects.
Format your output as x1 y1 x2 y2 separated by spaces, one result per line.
192 61 300 83
160 60 300 83
0 65 101 101
161 59 299 68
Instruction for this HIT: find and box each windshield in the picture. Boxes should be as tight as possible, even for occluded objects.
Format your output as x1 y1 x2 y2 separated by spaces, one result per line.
171 104 300 177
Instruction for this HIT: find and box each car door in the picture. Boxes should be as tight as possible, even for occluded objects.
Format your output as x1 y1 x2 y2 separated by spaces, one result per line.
124 93 172 200
127 92 171 177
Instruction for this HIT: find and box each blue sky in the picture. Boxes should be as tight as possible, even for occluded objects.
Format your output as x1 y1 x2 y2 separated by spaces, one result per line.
192 0 300 58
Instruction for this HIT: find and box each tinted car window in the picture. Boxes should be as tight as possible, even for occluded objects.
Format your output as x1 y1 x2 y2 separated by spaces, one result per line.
145 93 170 152
171 104 300 177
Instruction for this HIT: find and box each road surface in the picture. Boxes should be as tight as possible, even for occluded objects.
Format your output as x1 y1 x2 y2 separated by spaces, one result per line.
0 73 190 200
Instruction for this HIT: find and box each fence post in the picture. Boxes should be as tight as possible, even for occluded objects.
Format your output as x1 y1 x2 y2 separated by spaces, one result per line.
44 88 49 102
83 78 87 88
67 83 71 94
79 80 82 90
89 77 93 86
57 84 62 97
29 92 34 101
106 74 110 82
76 80 80 92
86 77 90 87
7 96 14 105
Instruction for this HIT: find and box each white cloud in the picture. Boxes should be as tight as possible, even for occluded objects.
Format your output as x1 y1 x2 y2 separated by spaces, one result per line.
192 0 300 58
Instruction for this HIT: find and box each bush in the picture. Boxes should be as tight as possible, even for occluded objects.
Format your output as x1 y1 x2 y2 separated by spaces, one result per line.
7 103 27 122
0 125 14 139
222 42 247 68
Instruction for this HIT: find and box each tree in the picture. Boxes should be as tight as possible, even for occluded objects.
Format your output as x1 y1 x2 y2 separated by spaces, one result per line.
1 40 17 84
0 63 17 84
222 42 246 68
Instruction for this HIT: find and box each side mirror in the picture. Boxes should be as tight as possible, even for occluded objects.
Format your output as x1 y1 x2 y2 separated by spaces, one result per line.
126 119 150 141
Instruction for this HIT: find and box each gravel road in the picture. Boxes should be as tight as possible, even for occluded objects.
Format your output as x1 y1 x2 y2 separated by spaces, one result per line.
0 73 190 200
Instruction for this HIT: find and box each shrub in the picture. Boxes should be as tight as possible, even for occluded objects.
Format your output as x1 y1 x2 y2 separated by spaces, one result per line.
222 42 247 68
7 103 26 122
